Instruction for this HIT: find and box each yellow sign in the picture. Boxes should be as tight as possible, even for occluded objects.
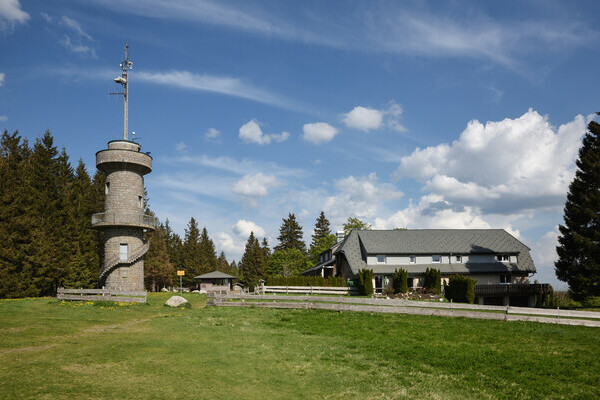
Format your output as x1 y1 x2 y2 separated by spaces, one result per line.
177 270 185 276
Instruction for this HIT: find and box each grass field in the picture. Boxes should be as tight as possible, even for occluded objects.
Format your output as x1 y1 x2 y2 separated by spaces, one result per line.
1 293 599 399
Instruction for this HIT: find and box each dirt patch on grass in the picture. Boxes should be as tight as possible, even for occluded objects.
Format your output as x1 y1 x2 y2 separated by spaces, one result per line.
0 344 55 356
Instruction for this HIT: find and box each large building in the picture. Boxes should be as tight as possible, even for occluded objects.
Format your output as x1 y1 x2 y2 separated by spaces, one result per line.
304 229 545 306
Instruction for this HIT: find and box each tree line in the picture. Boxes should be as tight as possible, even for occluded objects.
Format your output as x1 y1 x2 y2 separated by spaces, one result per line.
0 129 373 297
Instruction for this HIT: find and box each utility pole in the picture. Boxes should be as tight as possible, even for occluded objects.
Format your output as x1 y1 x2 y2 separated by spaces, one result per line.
110 43 133 140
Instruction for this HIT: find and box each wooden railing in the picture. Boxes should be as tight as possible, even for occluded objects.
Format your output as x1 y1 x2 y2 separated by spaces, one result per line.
258 284 359 295
474 283 551 297
207 293 600 328
57 287 147 303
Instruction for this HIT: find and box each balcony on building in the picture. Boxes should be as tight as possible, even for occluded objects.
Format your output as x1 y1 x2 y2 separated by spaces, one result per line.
91 212 159 230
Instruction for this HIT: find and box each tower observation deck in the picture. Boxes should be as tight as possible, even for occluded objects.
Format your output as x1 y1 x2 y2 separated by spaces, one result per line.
91 44 157 291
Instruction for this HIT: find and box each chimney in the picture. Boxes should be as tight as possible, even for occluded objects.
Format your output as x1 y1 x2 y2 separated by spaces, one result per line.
336 231 345 243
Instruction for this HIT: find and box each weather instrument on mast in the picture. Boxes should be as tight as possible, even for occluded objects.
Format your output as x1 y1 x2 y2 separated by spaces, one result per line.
110 43 133 140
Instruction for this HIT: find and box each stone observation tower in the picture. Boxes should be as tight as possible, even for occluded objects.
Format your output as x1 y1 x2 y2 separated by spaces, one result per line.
91 44 157 291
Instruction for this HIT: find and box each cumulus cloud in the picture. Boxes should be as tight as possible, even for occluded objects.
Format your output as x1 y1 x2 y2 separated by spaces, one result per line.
205 128 220 140
302 122 339 145
342 101 406 133
214 232 245 257
239 120 290 145
0 0 29 30
231 173 280 205
0 73 4 87
322 173 403 221
395 109 587 215
232 219 266 238
342 106 383 132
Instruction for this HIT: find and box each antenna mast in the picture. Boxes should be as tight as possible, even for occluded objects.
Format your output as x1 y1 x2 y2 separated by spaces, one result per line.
110 43 133 140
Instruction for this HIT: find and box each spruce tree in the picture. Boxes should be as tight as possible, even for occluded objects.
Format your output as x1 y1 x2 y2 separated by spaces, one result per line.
199 227 217 273
239 232 266 288
555 119 600 301
311 211 331 248
181 217 202 287
145 221 174 292
275 213 306 254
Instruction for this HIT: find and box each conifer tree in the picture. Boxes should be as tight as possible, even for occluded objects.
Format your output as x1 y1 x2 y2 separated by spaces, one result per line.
199 227 217 273
275 213 306 254
311 211 331 247
239 232 266 287
555 118 600 301
217 251 229 272
145 222 174 292
181 217 202 287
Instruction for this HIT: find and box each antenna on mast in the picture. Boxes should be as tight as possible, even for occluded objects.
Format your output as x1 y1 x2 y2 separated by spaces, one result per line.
109 43 133 140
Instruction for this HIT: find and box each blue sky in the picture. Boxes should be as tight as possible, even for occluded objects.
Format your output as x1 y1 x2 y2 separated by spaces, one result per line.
2 0 599 288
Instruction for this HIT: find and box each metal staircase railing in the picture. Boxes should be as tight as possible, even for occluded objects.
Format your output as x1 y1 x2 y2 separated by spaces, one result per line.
99 240 150 283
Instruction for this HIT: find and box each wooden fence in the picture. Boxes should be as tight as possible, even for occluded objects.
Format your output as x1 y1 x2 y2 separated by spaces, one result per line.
207 293 600 328
57 287 147 303
258 284 359 295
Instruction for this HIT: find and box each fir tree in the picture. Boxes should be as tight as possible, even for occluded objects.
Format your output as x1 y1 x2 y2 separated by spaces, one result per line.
555 119 600 301
311 211 331 248
181 217 202 287
275 213 306 254
145 221 174 292
239 232 266 287
199 227 217 273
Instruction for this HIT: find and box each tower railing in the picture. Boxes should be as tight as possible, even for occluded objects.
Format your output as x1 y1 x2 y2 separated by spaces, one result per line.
91 212 159 229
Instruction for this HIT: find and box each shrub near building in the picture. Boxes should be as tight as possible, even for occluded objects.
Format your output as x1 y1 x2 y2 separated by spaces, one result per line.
423 268 441 294
445 274 476 304
357 269 374 296
393 269 408 294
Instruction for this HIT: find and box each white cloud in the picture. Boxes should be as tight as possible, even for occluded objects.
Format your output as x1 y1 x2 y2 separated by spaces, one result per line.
0 73 5 87
231 172 280 204
238 120 289 145
0 115 7 122
175 141 187 152
59 35 97 57
342 106 383 132
205 128 220 140
302 122 339 145
342 101 406 133
92 1 595 70
395 109 588 215
214 232 245 258
136 70 303 111
0 0 29 30
232 219 265 238
60 15 93 40
322 173 403 221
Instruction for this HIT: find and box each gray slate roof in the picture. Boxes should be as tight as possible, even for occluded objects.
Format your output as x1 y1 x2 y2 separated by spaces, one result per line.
335 229 536 275
194 271 237 280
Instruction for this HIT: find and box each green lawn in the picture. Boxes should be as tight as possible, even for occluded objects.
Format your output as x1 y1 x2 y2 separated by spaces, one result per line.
1 294 598 399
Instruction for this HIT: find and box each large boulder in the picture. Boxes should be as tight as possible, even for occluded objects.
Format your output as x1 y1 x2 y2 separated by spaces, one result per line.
165 296 190 308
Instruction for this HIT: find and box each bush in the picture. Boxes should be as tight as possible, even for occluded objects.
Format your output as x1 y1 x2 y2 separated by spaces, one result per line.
535 285 558 308
357 269 374 296
392 269 408 294
444 274 476 304
383 286 395 296
264 275 346 287
582 296 600 308
423 268 441 294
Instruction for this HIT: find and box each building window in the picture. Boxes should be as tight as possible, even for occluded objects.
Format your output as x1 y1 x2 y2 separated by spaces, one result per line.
497 255 510 262
432 255 441 263
138 195 143 208
455 255 462 263
105 182 110 194
377 255 386 264
409 255 416 263
500 274 511 284
119 243 128 261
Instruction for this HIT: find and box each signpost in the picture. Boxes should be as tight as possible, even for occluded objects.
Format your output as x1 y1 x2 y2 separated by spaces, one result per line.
177 267 185 296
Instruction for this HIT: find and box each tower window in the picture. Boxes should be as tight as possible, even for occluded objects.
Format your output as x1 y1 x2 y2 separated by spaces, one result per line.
119 243 128 261
105 182 110 194
138 195 143 208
